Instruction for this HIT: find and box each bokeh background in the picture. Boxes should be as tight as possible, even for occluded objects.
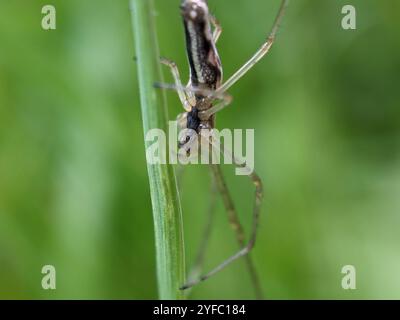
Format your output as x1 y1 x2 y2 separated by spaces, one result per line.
0 0 399 299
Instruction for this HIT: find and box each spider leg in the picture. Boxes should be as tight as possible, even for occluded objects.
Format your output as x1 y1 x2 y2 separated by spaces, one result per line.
209 14 222 43
155 82 232 118
210 163 264 299
180 138 264 299
160 57 192 111
211 0 289 100
198 93 232 120
184 173 218 298
154 82 226 101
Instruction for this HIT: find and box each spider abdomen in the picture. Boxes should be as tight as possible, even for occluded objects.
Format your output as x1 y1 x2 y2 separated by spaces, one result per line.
181 0 222 90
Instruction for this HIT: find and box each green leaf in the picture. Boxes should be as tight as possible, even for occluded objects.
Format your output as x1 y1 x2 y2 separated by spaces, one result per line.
130 0 186 300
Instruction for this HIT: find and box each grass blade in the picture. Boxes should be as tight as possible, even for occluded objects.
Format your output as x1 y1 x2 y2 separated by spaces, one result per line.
130 0 186 300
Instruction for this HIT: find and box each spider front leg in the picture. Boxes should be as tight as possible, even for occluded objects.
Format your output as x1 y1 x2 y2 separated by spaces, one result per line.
160 57 192 111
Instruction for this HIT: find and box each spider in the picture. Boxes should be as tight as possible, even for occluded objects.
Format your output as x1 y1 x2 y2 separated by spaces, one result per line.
159 0 289 297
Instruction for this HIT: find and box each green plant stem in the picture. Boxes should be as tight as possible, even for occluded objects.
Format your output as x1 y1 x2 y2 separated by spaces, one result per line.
130 0 185 300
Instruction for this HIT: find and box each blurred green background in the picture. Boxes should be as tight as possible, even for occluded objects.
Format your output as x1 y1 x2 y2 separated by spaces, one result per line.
0 0 399 299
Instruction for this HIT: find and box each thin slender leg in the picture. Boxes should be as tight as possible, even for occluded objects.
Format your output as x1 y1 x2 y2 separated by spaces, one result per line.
210 163 263 299
198 94 232 120
210 0 289 100
209 14 222 43
154 82 226 101
180 139 264 299
160 57 192 111
185 173 218 298
154 82 233 118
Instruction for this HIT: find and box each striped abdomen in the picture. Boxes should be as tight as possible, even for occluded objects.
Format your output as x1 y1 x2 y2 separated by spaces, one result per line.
181 0 222 91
